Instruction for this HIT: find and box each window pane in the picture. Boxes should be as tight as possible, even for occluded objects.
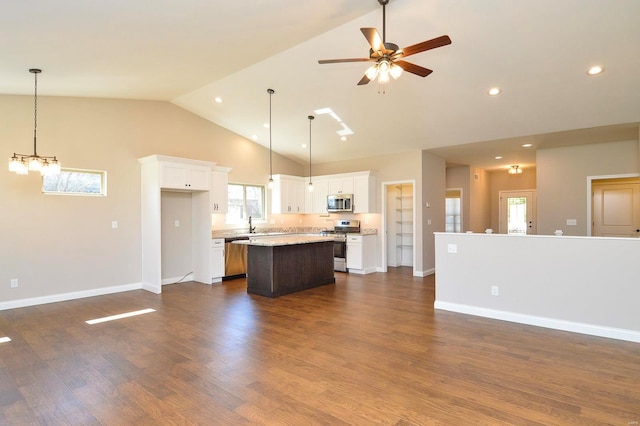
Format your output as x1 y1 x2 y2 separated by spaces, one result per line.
245 185 264 219
43 169 106 195
227 184 245 220
507 197 527 234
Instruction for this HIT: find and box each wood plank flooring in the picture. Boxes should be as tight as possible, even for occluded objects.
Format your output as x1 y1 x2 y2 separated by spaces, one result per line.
1 267 639 425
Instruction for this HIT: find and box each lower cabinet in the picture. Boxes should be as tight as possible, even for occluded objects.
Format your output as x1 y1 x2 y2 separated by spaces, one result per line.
346 234 377 274
211 238 225 283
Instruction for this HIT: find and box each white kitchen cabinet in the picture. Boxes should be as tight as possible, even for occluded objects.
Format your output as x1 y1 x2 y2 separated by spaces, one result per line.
272 175 306 214
138 155 215 294
211 166 231 213
160 161 210 191
328 176 354 195
305 177 329 214
353 174 376 213
347 234 377 274
211 238 225 283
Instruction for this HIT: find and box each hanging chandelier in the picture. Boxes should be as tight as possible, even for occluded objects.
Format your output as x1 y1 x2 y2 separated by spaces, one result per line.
8 69 61 176
508 165 523 174
307 115 314 192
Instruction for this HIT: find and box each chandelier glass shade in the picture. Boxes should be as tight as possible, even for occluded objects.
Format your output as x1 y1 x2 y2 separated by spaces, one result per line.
8 69 61 176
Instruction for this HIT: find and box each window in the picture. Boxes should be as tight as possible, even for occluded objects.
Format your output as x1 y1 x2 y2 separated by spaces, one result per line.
43 168 106 196
227 183 265 222
445 189 462 232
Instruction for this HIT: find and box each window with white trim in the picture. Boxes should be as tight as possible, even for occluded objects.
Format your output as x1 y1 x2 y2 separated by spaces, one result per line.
43 168 107 196
227 183 265 222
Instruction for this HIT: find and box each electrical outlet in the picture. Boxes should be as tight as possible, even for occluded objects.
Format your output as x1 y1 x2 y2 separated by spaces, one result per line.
175 220 180 227
491 285 499 296
111 221 118 229
447 244 457 254
10 279 18 288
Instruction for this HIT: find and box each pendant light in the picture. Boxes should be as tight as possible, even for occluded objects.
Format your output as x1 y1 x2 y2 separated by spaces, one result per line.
307 115 314 192
8 69 61 176
267 88 275 189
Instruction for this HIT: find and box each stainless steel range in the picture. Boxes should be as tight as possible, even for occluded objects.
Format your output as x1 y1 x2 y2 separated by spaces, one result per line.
320 219 360 272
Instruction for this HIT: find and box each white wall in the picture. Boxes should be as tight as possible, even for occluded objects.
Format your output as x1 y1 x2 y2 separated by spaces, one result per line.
536 140 639 235
434 232 640 342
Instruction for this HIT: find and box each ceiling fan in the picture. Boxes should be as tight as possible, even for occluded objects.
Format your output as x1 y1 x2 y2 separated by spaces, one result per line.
318 0 451 86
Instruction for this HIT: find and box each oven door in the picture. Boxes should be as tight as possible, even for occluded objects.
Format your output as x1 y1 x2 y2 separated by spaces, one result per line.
333 240 347 272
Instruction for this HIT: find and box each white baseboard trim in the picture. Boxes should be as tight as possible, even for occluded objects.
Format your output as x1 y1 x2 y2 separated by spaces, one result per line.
434 301 640 343
414 268 435 277
162 274 194 285
348 267 377 275
0 283 143 311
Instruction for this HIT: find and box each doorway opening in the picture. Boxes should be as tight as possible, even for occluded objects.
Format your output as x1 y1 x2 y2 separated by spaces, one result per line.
445 188 462 232
381 180 416 274
499 190 537 234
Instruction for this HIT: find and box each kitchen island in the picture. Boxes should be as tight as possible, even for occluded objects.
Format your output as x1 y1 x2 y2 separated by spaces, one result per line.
234 235 335 297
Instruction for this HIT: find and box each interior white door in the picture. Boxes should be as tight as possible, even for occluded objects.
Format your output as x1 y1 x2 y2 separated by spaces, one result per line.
592 179 640 237
499 190 536 235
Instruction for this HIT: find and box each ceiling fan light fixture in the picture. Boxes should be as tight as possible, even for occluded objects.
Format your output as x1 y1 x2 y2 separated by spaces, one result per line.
390 63 403 79
365 64 379 80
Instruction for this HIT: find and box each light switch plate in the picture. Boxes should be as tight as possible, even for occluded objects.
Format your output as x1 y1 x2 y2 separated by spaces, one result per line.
566 219 577 226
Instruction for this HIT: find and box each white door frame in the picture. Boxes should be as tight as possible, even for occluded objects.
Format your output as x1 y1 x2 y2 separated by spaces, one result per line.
586 173 640 236
380 179 417 274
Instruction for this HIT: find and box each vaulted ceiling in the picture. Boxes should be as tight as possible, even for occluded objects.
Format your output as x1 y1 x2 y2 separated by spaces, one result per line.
2 0 639 170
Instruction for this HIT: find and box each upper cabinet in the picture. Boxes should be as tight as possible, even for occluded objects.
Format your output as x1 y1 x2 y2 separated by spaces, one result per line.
211 166 231 214
271 175 306 214
305 177 329 214
328 177 354 195
160 161 210 191
353 173 376 214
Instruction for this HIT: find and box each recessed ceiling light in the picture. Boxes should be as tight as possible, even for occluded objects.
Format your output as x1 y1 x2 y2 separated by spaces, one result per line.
488 87 501 96
301 144 307 148
495 156 503 160
587 65 604 76
522 143 533 148
252 134 258 140
263 123 269 128
341 136 347 141
214 97 223 103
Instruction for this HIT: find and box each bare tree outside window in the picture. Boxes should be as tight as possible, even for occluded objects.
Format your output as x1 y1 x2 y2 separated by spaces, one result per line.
43 169 106 196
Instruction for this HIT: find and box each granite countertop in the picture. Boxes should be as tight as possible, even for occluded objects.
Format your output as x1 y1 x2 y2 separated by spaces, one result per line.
350 229 377 236
232 235 336 247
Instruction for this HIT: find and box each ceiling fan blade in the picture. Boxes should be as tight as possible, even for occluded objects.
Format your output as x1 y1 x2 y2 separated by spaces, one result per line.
361 28 384 53
318 58 372 64
395 60 433 77
399 35 452 58
357 74 371 85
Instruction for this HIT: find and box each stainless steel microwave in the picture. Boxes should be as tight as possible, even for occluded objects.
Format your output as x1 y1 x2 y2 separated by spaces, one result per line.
327 194 353 212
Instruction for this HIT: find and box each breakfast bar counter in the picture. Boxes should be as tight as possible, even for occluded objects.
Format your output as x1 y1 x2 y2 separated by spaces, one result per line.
233 235 335 297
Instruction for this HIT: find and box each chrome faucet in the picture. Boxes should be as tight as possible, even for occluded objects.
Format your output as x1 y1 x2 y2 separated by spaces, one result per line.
248 216 256 233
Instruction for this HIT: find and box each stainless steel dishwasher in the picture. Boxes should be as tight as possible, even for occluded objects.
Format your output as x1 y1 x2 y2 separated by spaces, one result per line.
224 236 248 279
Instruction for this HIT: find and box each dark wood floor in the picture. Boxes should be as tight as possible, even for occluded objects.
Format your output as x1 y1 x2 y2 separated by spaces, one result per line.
1 268 639 425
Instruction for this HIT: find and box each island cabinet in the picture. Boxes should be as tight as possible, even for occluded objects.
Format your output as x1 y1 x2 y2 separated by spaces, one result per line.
244 238 335 297
271 174 306 214
211 166 231 213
